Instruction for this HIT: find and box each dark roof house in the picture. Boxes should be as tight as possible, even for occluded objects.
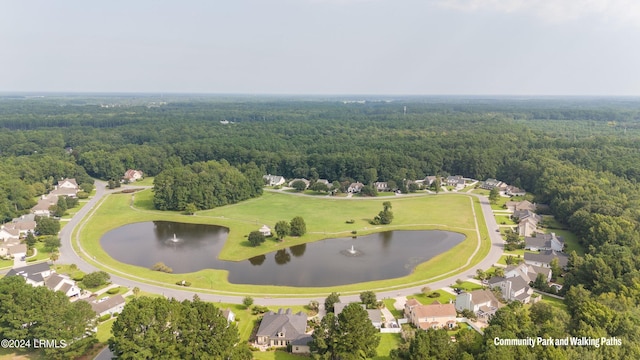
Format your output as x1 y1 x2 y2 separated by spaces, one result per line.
256 308 308 348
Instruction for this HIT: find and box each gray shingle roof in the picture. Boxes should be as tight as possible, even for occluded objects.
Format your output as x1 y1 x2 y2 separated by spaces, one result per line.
256 308 307 341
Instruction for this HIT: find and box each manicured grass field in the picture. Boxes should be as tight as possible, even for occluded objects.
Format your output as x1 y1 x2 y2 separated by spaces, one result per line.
540 294 568 311
74 190 490 296
373 333 403 360
545 229 584 256
96 318 116 343
383 298 402 318
407 289 456 305
253 350 310 360
494 215 516 225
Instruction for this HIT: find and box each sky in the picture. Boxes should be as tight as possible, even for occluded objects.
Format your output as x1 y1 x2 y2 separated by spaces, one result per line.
2 0 640 95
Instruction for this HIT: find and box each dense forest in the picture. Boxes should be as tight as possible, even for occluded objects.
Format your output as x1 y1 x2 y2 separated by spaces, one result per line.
2 95 640 357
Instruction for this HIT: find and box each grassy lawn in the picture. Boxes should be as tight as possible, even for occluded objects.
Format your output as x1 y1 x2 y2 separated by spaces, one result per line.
383 298 402 318
131 177 154 186
545 228 584 256
0 349 46 360
407 289 456 305
373 333 402 360
74 190 490 296
253 350 310 360
96 317 117 343
452 281 483 292
30 242 53 262
494 215 516 225
470 188 490 195
98 286 129 298
540 294 568 311
0 258 13 269
497 254 526 266
376 191 397 197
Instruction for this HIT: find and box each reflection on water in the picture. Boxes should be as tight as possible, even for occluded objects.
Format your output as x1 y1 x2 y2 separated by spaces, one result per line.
100 221 465 287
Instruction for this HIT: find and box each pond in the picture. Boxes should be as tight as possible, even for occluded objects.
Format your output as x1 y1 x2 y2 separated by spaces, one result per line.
100 221 465 287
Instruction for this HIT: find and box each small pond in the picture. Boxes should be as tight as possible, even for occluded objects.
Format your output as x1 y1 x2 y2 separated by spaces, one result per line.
100 221 465 287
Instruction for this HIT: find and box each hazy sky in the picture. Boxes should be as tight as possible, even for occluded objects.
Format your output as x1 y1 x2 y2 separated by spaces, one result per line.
2 0 639 95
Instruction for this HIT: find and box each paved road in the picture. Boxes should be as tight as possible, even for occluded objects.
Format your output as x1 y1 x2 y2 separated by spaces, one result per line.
59 185 503 306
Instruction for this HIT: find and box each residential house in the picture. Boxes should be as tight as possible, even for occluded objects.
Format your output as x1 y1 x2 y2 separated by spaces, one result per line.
409 302 457 330
518 217 540 237
288 178 310 189
32 194 58 217
446 176 465 190
0 226 20 242
504 263 552 283
505 185 526 197
222 309 236 323
404 298 421 318
525 233 564 252
259 225 272 237
51 178 79 198
87 295 126 318
481 178 503 190
255 308 309 348
8 214 37 236
334 303 382 329
512 208 543 237
524 250 569 269
290 334 313 354
315 179 331 187
374 182 389 192
423 176 437 187
455 289 503 318
487 276 535 304
44 273 81 298
8 243 27 260
123 169 144 182
505 200 536 212
6 263 53 287
347 182 364 193
263 174 286 186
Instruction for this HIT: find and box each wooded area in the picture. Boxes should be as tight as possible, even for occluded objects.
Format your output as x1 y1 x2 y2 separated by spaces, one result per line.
1 95 640 357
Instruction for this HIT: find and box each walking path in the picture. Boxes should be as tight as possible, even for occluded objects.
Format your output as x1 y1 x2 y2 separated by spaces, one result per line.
58 183 504 306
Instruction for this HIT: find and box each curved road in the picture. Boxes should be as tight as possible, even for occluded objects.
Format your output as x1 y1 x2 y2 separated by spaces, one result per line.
59 184 503 306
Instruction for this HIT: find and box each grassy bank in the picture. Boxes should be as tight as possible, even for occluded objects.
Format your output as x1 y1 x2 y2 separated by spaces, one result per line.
74 191 490 296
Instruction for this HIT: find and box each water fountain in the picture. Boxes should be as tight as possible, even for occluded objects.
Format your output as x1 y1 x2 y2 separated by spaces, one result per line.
168 234 180 244
340 244 363 257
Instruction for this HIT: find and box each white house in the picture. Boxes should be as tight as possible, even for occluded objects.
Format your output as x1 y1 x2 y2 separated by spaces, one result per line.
525 233 564 252
45 274 81 298
263 174 286 186
123 169 144 182
347 182 364 193
0 226 20 242
455 289 502 318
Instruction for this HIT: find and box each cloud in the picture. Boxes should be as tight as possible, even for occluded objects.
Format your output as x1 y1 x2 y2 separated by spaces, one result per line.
434 0 640 26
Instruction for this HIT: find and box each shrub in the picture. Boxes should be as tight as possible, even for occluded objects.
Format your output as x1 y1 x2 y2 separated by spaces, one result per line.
428 292 441 298
152 262 173 273
251 305 269 315
71 272 85 281
98 314 111 322
175 280 192 287
351 230 357 234
112 312 119 317
107 287 120 294
346 219 355 224
82 271 111 288
77 191 89 199
26 258 37 262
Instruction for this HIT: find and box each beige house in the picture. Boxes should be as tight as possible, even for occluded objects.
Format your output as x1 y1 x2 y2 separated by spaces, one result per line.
409 302 457 330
